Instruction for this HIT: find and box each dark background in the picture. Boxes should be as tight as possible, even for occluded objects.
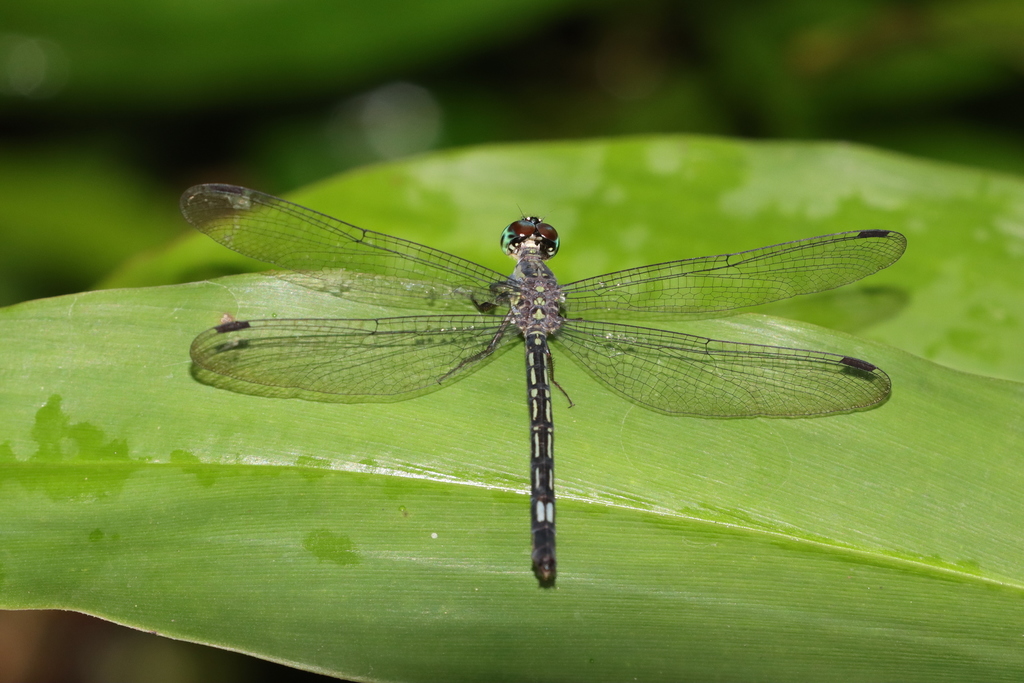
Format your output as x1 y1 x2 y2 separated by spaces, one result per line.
1 0 1022 680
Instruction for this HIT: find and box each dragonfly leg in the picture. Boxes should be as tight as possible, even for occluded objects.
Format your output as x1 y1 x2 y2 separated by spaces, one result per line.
438 315 513 383
545 345 574 408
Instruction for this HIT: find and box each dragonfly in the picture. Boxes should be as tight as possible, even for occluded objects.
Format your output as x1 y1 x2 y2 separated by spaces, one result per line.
182 184 906 588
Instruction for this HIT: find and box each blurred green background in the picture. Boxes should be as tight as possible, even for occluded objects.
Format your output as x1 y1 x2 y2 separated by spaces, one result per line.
1 0 1022 680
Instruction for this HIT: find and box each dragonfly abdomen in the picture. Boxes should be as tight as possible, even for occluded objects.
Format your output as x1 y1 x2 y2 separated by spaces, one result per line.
525 330 556 586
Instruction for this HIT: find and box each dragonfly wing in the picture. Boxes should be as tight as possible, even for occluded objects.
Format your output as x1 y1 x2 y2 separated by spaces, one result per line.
181 184 509 310
562 230 906 315
554 320 890 416
190 315 516 400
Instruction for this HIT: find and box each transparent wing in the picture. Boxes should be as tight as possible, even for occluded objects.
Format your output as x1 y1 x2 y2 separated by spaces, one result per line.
562 230 906 315
190 316 516 399
181 184 509 310
554 320 890 416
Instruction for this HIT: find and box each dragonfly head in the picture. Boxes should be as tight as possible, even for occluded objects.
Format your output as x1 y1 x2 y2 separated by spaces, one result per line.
500 217 559 259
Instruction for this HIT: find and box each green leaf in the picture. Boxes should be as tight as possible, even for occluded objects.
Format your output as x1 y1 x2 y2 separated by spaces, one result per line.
6 136 1024 680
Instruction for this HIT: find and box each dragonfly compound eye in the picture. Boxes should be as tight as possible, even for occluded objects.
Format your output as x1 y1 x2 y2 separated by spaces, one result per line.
501 220 536 253
502 219 551 254
513 220 536 235
536 222 559 257
535 222 557 240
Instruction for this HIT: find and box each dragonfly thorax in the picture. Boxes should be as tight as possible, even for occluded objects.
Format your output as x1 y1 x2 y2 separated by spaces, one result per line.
509 256 565 335
501 217 559 259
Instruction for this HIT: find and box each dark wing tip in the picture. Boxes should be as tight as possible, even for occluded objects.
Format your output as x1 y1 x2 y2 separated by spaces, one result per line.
214 319 251 333
856 229 891 239
839 355 877 372
180 184 257 227
190 321 252 368
855 229 907 265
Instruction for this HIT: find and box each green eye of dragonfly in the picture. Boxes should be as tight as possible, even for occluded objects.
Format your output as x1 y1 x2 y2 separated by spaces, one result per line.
501 218 559 257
